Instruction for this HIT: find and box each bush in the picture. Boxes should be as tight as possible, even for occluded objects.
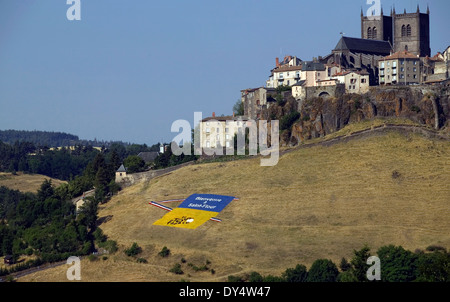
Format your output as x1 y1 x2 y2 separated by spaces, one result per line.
227 275 244 282
124 242 142 257
98 240 118 254
248 271 264 282
280 111 300 131
170 263 184 275
158 246 170 258
137 258 147 264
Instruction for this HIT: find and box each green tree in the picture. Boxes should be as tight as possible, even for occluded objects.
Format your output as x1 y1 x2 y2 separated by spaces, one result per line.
282 264 308 282
416 248 450 282
123 155 146 173
376 245 418 282
350 245 372 282
77 197 98 232
233 99 244 116
306 259 339 282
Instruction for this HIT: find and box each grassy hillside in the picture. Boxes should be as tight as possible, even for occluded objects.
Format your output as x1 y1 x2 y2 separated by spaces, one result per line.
19 125 450 282
0 172 67 193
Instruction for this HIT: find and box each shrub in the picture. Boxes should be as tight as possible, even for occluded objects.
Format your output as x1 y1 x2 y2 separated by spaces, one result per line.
280 111 300 131
170 263 184 275
88 254 98 262
158 246 170 258
124 242 142 257
248 271 263 282
98 240 118 254
137 258 147 264
227 275 244 282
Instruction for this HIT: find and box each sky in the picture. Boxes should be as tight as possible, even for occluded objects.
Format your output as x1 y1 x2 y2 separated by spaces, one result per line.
0 0 449 145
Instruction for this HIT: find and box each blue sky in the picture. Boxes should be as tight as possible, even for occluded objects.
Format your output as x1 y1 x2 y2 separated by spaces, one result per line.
0 0 449 145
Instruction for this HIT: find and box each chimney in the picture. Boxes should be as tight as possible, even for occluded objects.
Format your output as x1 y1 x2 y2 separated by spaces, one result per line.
212 112 215 117
276 57 280 67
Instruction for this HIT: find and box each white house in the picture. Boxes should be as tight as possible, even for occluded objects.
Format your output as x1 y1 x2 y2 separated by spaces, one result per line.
199 113 250 149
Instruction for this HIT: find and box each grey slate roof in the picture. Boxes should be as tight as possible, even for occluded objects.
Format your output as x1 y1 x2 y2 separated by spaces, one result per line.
302 61 326 71
117 164 127 172
138 151 159 163
333 37 392 55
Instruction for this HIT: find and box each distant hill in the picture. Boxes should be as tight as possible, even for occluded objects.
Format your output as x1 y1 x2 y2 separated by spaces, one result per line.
0 129 155 148
0 130 79 147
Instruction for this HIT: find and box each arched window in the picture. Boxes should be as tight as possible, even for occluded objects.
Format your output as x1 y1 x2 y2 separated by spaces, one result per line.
367 27 372 39
405 45 408 51
372 27 377 39
401 25 406 37
406 24 412 36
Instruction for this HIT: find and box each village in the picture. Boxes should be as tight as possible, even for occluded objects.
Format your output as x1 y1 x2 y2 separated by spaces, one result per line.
198 6 449 151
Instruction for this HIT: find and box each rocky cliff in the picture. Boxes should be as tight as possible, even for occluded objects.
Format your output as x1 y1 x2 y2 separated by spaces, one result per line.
264 86 450 146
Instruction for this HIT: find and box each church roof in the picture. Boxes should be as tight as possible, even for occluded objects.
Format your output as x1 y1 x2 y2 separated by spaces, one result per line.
333 37 392 56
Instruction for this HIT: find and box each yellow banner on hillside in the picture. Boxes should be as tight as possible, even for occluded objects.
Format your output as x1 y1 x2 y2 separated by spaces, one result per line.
153 208 219 229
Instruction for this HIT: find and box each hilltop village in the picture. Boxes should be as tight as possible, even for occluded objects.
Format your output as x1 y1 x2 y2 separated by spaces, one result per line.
199 6 450 150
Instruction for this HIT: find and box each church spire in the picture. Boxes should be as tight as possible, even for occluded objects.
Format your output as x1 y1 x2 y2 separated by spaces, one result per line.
417 4 420 13
427 4 430 14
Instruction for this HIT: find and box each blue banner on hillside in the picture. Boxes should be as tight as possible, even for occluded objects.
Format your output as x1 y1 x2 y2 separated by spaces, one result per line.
178 194 235 213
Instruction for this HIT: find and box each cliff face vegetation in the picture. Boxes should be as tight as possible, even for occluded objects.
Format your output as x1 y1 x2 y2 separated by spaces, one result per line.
263 86 450 146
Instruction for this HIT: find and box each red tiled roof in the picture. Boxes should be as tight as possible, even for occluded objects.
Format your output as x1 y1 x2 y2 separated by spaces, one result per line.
383 50 419 60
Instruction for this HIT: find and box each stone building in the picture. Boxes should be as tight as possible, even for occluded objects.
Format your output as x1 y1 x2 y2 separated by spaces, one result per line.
379 50 421 85
360 5 431 57
115 164 127 183
199 113 249 149
241 87 276 120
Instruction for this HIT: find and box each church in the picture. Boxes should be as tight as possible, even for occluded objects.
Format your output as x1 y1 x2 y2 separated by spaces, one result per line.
321 5 431 85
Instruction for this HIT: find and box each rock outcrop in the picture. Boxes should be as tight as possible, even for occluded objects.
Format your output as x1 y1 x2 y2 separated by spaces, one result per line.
270 86 450 146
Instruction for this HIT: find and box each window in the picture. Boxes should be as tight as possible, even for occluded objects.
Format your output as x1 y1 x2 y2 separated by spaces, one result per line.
216 134 220 140
407 24 411 36
226 134 230 140
206 127 210 133
372 27 377 39
216 127 220 133
387 61 390 66
401 25 406 37
225 128 229 133
401 67 404 72
413 61 417 65
413 74 417 79
393 61 397 67
368 27 372 39
206 141 210 148
380 62 385 68
226 141 230 148
401 61 405 65
413 67 417 72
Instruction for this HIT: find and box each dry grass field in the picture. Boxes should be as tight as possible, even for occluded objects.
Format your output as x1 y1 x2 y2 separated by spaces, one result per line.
19 124 450 282
0 172 67 193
